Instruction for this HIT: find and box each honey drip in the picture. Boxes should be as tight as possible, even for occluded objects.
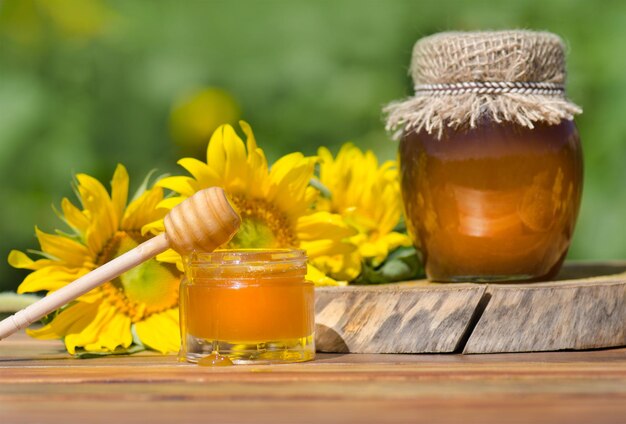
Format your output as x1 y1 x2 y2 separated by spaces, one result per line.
198 350 234 367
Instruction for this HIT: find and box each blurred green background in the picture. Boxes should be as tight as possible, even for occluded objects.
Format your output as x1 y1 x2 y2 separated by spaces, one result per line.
1 0 625 291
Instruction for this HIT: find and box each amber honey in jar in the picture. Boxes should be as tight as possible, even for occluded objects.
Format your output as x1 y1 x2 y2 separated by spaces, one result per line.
179 249 315 364
385 31 583 282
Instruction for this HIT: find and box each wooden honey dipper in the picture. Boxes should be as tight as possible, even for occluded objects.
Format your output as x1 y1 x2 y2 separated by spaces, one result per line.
0 187 241 340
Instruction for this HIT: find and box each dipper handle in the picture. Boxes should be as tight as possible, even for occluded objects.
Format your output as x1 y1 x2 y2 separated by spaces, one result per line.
0 187 240 341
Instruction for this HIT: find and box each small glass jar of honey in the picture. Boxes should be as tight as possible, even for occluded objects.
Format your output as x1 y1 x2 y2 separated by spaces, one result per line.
385 31 583 282
179 249 315 364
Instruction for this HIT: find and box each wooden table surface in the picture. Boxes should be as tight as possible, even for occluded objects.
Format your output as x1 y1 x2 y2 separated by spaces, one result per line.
1 332 625 424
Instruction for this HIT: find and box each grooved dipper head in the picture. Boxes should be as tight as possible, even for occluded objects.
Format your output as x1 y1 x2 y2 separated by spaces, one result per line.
163 187 241 254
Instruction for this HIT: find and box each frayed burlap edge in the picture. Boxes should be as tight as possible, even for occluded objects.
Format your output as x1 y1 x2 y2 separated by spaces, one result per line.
384 92 582 140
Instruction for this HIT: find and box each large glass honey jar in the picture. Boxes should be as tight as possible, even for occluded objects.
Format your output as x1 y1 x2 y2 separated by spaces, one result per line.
385 31 583 282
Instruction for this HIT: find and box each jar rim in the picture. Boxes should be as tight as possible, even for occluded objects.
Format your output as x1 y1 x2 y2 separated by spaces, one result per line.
185 248 307 267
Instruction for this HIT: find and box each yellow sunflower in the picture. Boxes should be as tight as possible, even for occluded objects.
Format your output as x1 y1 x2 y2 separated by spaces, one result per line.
8 165 181 354
314 143 412 280
143 121 356 285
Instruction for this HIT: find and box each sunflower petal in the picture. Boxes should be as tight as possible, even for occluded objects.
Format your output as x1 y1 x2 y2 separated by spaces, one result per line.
382 232 413 249
296 212 357 241
76 173 117 242
304 186 319 205
8 250 54 270
222 124 248 190
155 249 183 271
359 232 413 261
17 266 89 294
267 153 317 215
40 301 132 353
178 157 221 188
25 324 61 340
157 176 198 197
156 196 184 211
26 301 99 353
111 164 129 226
65 302 118 353
141 219 165 236
206 125 228 176
317 146 333 165
239 120 256 150
135 308 180 353
240 121 269 197
83 309 132 352
268 153 312 192
35 227 91 267
306 263 346 286
313 252 362 282
122 187 166 231
300 239 355 259
60 198 90 234
83 224 108 260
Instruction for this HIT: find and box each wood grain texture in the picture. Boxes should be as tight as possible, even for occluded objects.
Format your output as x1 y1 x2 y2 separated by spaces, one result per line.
2 333 626 424
464 265 626 353
315 282 485 353
315 262 626 354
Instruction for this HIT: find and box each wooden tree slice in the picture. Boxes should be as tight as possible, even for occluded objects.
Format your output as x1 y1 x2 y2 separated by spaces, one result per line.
314 262 626 354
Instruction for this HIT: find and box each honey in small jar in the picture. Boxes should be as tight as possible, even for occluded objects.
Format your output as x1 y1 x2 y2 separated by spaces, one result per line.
385 31 583 282
179 249 315 364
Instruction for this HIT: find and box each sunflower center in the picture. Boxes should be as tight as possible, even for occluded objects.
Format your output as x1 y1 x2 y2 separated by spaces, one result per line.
227 195 298 248
98 231 180 323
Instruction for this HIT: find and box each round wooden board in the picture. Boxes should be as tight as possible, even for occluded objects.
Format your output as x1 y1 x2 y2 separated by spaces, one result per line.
314 262 626 354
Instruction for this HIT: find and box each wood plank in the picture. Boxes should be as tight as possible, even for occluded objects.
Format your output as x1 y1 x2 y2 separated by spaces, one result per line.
1 333 626 424
464 269 626 353
3 397 625 424
315 282 485 353
315 262 626 354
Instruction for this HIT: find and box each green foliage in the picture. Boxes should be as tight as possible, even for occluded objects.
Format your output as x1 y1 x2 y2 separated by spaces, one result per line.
1 0 625 290
73 344 145 359
354 246 423 285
